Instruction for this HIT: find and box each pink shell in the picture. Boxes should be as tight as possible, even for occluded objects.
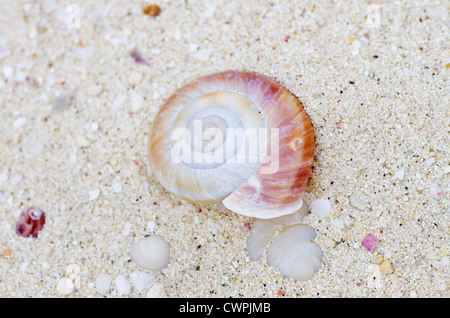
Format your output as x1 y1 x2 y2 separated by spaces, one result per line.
362 233 379 252
149 71 314 219
15 206 46 238
220 72 314 217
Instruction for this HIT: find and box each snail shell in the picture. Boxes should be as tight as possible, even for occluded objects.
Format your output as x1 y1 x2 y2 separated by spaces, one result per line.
267 224 323 281
15 206 46 238
245 200 310 261
246 201 323 281
149 71 314 219
129 235 170 270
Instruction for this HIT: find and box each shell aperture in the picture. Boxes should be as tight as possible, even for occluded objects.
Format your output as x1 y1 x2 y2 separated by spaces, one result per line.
149 71 314 219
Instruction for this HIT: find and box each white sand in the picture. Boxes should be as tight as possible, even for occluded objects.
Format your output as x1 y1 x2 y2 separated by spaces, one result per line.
0 0 448 297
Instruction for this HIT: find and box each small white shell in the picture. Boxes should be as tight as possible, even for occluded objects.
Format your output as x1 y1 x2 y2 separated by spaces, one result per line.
95 273 112 295
129 235 170 270
246 201 323 281
266 224 317 266
267 224 323 281
428 185 443 200
246 200 309 260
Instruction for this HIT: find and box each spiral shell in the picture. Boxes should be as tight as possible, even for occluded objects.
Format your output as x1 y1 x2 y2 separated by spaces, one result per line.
129 235 170 270
246 201 323 281
267 224 323 281
15 206 46 238
149 71 314 219
245 200 310 261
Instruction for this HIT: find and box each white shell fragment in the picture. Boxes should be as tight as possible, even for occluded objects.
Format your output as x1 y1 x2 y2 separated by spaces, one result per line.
129 235 170 270
95 273 112 295
266 224 317 266
115 275 131 296
394 168 405 180
311 198 331 217
428 185 443 201
146 283 168 298
129 271 154 293
350 194 366 210
267 224 323 282
246 201 323 281
56 277 75 296
246 200 309 261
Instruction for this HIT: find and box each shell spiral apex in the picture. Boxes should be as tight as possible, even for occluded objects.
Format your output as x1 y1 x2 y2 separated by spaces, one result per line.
149 71 314 219
129 235 170 270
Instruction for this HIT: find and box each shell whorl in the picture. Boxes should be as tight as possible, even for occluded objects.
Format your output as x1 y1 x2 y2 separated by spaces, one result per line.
246 201 323 281
149 71 314 219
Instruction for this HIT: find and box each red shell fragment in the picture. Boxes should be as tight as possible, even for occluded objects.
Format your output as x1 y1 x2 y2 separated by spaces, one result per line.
362 233 379 252
15 206 46 238
130 49 148 65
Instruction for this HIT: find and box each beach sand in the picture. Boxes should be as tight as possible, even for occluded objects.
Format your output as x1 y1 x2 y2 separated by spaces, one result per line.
0 0 448 297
